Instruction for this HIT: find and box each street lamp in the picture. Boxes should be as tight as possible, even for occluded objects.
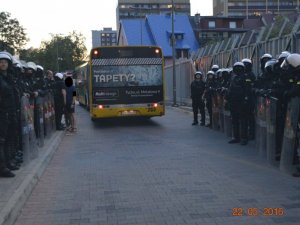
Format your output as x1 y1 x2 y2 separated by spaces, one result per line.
171 0 178 107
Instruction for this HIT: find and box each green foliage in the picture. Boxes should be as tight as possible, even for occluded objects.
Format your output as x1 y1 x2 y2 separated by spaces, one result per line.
282 20 293 36
0 12 27 54
20 32 87 72
269 15 285 39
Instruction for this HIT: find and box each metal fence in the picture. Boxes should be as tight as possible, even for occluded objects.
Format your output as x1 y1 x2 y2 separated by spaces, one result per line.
164 58 196 106
193 32 300 76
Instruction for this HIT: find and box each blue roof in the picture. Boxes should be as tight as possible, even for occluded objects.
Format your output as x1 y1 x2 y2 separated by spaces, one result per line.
121 19 155 46
120 14 199 57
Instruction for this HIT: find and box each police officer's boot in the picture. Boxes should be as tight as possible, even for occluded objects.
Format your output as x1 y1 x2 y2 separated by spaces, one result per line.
0 142 15 178
192 112 198 125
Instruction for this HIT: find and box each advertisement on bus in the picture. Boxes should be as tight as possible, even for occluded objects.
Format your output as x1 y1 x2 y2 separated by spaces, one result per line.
92 65 163 104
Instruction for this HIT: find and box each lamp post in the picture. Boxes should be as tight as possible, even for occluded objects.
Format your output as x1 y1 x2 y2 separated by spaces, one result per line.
55 33 64 72
171 0 178 107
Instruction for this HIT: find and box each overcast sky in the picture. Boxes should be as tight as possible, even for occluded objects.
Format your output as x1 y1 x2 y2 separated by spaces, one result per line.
2 0 213 50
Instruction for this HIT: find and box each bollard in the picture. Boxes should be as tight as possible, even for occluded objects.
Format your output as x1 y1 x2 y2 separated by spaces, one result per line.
266 97 278 166
280 97 300 174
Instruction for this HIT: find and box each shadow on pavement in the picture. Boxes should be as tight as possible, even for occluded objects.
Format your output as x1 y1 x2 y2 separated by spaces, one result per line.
91 117 162 128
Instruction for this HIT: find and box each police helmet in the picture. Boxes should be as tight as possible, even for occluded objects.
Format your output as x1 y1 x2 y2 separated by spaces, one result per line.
221 68 230 78
280 53 300 71
36 65 44 77
261 53 272 61
36 65 44 71
0 51 12 63
277 51 291 65
55 72 64 80
211 64 219 72
194 71 203 79
264 59 277 74
242 58 252 72
233 62 245 75
27 62 37 71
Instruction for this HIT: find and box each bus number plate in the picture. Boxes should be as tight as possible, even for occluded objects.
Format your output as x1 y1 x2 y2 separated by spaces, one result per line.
121 110 136 116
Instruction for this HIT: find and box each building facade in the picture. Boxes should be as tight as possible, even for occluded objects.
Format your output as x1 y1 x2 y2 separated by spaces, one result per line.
117 0 191 25
92 28 117 48
191 14 250 46
213 0 300 17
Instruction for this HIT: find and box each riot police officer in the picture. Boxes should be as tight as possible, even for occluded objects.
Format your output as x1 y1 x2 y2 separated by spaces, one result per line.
0 52 18 177
203 71 216 127
255 53 273 92
191 71 206 125
280 53 300 177
242 58 256 140
227 62 249 145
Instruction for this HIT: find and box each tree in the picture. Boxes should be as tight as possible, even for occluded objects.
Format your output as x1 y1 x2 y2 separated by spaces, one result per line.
0 12 27 54
20 31 87 72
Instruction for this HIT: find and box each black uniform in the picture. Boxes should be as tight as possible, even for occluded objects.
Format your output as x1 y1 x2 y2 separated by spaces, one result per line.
0 71 18 174
191 79 205 125
203 77 216 127
227 72 248 144
244 71 256 139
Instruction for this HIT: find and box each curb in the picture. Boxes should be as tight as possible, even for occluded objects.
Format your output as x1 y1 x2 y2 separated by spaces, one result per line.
0 131 65 225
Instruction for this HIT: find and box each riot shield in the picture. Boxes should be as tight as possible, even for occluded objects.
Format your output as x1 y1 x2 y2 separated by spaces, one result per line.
20 96 30 165
36 96 45 147
212 94 220 130
43 94 50 138
223 99 232 138
266 97 278 166
28 98 39 160
50 94 56 131
256 97 267 157
280 97 300 174
218 94 224 133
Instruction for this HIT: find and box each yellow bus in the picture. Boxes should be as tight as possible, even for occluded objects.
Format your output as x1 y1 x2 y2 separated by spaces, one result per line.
80 46 165 120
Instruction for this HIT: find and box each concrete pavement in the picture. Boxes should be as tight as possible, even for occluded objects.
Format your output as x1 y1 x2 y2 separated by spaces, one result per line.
0 131 65 225
3 105 300 225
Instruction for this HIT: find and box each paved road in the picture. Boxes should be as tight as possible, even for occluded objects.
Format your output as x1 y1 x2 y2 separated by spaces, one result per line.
14 105 300 225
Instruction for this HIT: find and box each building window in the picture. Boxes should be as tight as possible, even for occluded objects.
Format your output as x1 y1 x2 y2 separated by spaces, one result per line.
208 21 216 28
229 21 237 29
175 33 183 40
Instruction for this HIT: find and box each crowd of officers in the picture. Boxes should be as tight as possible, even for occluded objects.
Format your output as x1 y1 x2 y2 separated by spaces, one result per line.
0 51 68 178
191 51 300 177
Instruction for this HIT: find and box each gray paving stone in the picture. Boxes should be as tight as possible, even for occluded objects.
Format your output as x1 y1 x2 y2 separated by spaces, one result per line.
12 106 300 225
